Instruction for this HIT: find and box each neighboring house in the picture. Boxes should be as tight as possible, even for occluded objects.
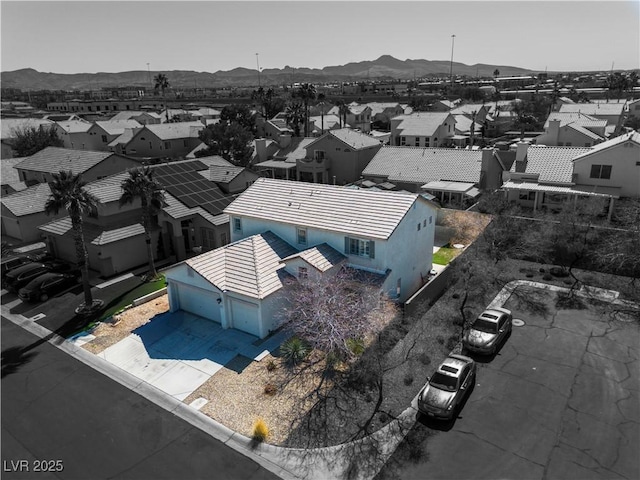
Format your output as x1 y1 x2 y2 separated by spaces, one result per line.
535 114 605 147
53 120 93 149
626 98 640 120
502 132 640 219
365 102 406 130
38 158 243 277
198 165 260 194
327 104 372 133
308 114 342 136
86 120 142 151
299 128 383 184
109 111 162 125
225 178 439 303
558 103 625 137
1 118 56 159
390 112 455 147
109 122 205 159
1 158 28 195
362 146 506 204
1 183 64 242
449 104 490 123
254 137 313 180
431 99 460 112
14 147 140 184
251 138 280 165
259 113 295 142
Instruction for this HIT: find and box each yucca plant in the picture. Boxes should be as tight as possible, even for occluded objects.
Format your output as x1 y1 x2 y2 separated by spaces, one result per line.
280 336 310 365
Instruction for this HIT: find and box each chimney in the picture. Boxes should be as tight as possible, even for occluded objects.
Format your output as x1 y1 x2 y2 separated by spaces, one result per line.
255 138 267 162
548 119 561 143
515 141 529 163
279 133 291 148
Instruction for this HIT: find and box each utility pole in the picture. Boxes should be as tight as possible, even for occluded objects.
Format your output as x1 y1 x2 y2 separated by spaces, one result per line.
147 63 152 87
256 53 261 87
449 34 456 88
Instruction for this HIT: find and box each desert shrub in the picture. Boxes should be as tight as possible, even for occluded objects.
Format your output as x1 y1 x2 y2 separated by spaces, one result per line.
543 274 553 281
252 418 269 442
266 360 277 372
346 338 365 356
263 383 277 396
418 352 431 366
280 336 310 365
403 372 414 386
436 335 445 345
563 279 573 285
526 273 534 278
550 266 569 277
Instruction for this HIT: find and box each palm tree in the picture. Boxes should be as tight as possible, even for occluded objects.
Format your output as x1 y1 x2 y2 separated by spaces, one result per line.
285 101 305 137
119 167 165 280
296 83 317 136
45 171 100 312
338 102 350 128
154 73 170 122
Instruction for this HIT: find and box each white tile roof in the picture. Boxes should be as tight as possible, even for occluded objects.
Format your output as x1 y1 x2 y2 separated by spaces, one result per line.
224 178 420 240
1 157 27 189
144 121 204 140
199 165 245 183
316 128 382 150
1 118 55 140
393 112 452 137
565 124 603 141
55 120 92 134
283 243 346 272
559 103 625 117
273 138 315 163
502 180 620 198
38 216 145 245
510 146 592 184
14 147 115 175
363 146 484 185
571 131 640 162
93 120 142 136
0 183 51 217
185 231 297 299
544 112 605 128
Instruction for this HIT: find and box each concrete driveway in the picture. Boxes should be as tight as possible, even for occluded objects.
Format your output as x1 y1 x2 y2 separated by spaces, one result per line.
78 311 286 401
380 285 639 480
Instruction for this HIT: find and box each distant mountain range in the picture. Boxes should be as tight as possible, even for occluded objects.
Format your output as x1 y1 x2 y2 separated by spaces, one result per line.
1 55 536 91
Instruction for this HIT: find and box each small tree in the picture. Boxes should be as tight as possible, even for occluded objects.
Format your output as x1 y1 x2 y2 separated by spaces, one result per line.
12 125 63 157
196 121 254 167
285 101 305 137
119 167 165 280
154 73 170 122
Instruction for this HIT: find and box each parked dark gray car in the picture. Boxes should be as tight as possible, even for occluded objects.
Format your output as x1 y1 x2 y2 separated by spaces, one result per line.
4 261 69 292
462 307 513 355
418 354 476 420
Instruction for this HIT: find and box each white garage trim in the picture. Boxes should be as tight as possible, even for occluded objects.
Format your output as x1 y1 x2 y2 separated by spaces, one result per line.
173 281 222 323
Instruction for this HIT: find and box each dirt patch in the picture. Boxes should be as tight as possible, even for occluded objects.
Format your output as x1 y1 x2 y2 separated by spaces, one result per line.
82 295 169 355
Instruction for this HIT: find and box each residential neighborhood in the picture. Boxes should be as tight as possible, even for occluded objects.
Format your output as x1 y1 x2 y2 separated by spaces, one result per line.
2 4 639 478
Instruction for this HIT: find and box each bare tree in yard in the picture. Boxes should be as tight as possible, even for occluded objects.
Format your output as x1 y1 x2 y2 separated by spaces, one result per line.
12 125 63 157
278 268 397 360
441 210 492 246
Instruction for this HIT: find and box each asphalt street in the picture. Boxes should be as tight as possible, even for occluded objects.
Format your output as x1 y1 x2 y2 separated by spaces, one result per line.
377 286 640 480
1 316 280 480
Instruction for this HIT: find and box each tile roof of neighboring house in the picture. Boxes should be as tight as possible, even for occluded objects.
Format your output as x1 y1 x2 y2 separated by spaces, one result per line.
1 157 28 191
571 131 640 162
308 115 341 133
544 112 605 128
110 111 147 121
565 124 603 141
450 104 487 115
185 143 209 158
225 177 422 240
38 216 145 245
306 128 381 151
363 146 484 185
365 102 404 116
93 120 141 136
55 120 92 134
14 147 115 175
185 231 297 299
191 155 235 168
348 105 370 115
1 118 55 140
502 180 620 198
559 103 625 116
434 99 456 109
144 122 204 140
273 138 315 162
108 128 137 148
198 165 246 183
393 112 452 137
197 108 221 116
84 172 129 203
453 115 482 134
510 146 593 184
283 243 346 272
0 183 52 217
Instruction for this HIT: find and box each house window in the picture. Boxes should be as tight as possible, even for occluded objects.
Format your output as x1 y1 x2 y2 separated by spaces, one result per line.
233 218 242 232
101 135 108 143
519 191 535 201
201 228 216 251
220 231 228 245
400 136 406 146
429 216 432 224
345 237 375 258
297 227 307 245
415 137 420 146
590 164 612 179
314 150 325 161
423 219 426 227
417 223 421 231
298 266 308 279
164 141 171 149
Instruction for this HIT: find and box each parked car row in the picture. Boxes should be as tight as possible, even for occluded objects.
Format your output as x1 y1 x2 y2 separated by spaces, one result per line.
2 256 80 302
417 307 513 420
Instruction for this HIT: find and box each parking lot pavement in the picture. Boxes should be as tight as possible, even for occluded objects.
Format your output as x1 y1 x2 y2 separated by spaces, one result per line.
378 286 639 480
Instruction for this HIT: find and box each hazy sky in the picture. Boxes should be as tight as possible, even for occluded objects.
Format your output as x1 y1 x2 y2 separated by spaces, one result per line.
1 1 639 74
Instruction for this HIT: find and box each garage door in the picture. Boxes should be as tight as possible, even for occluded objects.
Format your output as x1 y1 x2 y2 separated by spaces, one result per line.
229 298 260 337
177 283 221 323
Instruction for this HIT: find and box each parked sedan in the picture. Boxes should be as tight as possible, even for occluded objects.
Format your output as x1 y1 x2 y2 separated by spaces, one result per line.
18 272 80 302
1 252 52 278
417 354 476 420
462 307 513 355
3 261 69 292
